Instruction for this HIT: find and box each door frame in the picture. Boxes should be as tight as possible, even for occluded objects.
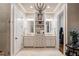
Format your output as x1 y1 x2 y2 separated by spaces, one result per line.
10 4 14 56
56 4 68 55
10 3 68 56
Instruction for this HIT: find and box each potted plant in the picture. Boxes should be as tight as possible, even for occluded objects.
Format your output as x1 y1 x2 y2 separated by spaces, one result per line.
70 30 79 47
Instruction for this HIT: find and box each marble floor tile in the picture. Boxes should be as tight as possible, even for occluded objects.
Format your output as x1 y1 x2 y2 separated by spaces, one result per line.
16 48 63 56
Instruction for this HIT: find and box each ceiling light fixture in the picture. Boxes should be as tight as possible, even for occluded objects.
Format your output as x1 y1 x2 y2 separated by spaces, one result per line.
30 6 33 8
34 3 47 13
47 5 50 8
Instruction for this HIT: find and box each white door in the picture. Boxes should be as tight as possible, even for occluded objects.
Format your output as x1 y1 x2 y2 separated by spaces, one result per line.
14 6 24 55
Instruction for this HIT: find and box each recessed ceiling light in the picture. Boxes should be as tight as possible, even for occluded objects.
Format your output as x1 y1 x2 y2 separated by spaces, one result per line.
30 6 33 8
47 5 50 8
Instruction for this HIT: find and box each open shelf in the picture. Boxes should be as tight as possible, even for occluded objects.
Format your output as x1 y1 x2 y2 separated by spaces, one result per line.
35 13 44 35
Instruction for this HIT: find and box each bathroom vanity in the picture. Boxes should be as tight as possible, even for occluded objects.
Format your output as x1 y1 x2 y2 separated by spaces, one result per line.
24 36 56 48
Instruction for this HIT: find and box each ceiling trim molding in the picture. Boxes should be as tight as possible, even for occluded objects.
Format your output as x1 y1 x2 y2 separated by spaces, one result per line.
18 3 59 13
45 12 55 14
53 3 62 12
18 3 26 13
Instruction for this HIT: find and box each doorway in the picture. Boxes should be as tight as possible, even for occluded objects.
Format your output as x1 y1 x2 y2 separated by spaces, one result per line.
58 12 64 53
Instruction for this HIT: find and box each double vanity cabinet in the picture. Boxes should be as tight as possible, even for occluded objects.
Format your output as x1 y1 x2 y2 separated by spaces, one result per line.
24 36 56 48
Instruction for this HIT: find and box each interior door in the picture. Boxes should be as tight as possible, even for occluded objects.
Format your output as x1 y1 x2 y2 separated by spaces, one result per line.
14 6 24 55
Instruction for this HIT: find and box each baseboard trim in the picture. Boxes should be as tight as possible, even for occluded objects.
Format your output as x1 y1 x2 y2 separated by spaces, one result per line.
24 46 34 48
24 46 55 48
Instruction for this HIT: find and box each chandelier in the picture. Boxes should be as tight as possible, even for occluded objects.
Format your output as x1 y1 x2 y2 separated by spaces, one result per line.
34 3 47 13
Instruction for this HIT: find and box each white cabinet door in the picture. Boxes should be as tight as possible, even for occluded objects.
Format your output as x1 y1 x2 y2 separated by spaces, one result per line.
45 36 56 47
24 36 34 47
33 36 44 47
33 36 41 47
50 37 56 47
45 37 51 46
40 37 46 47
38 37 43 47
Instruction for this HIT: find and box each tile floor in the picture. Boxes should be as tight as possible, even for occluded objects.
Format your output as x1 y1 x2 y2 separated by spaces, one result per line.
16 48 63 56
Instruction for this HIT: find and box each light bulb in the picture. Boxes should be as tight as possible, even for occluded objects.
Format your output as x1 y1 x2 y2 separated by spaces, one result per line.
47 5 50 8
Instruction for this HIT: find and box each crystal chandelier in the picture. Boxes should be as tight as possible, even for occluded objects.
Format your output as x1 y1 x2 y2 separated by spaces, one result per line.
34 3 47 13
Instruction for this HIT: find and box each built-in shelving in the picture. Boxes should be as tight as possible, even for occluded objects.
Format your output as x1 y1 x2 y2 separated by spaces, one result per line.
35 12 44 35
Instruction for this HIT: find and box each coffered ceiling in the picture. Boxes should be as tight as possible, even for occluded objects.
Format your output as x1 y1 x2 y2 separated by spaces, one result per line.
21 3 59 13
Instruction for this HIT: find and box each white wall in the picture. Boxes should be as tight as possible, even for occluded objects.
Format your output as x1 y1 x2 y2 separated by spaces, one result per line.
58 12 64 28
0 4 11 55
